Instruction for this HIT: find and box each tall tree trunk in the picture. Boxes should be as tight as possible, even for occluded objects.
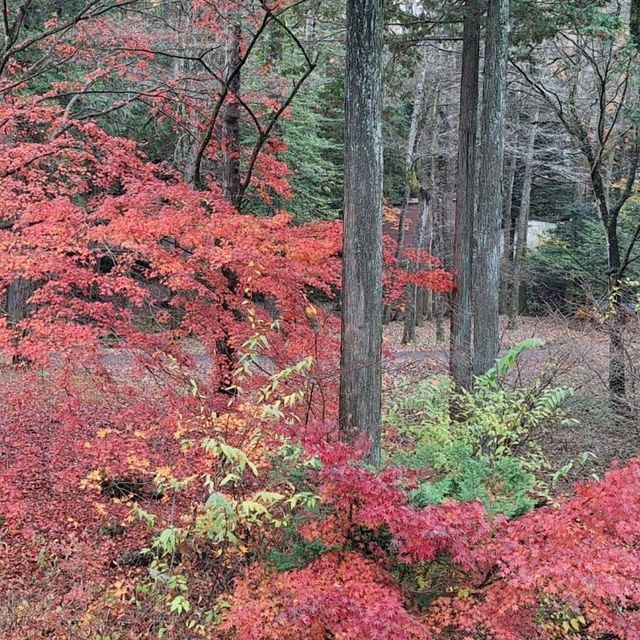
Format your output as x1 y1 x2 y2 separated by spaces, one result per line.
171 1 198 179
508 110 537 328
607 220 626 400
403 86 439 342
384 50 427 324
222 22 242 207
403 189 430 344
420 125 441 327
434 202 447 343
473 0 510 377
339 0 384 466
435 138 452 344
500 107 519 314
586 137 629 401
450 0 480 390
396 56 427 260
500 151 517 313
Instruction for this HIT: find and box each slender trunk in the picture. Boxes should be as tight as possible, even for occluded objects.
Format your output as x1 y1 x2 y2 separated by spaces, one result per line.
508 110 538 328
632 0 640 49
421 135 440 327
607 220 626 399
589 146 627 400
609 302 626 400
171 2 198 179
384 51 427 324
339 0 384 466
222 22 242 207
433 200 447 343
305 0 321 56
384 181 411 325
450 0 480 390
404 86 439 340
473 0 510 376
403 189 430 344
503 154 517 260
500 110 519 313
416 283 428 326
435 140 452 344
396 57 427 261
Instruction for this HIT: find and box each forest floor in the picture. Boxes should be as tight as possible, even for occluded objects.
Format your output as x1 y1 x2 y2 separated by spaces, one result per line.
2 315 637 492
383 315 640 489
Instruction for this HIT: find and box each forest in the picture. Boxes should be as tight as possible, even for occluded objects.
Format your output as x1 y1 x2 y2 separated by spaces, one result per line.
1 0 640 638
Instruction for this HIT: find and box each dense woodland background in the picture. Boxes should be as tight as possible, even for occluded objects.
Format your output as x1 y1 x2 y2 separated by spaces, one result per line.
1 1 640 639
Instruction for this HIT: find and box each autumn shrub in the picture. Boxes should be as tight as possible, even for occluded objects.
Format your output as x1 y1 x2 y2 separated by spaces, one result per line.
426 456 640 640
220 422 640 640
218 411 640 640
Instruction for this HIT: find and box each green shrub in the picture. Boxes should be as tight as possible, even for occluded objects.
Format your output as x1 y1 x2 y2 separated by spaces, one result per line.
385 340 575 517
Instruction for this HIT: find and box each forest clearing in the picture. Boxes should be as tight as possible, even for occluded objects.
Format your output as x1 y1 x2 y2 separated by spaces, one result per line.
2 0 640 639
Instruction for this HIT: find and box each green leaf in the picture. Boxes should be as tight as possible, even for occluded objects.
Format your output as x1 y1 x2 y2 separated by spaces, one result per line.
205 492 235 513
169 594 191 615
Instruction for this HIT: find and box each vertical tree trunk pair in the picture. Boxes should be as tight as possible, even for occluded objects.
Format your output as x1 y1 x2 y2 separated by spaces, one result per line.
339 0 384 465
473 0 510 376
171 2 198 181
169 1 240 201
188 10 242 205
450 0 510 387
449 0 481 391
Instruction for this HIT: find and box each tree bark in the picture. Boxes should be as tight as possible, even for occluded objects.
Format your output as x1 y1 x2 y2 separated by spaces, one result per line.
632 0 640 48
7 277 34 327
500 106 519 314
403 189 430 344
449 0 480 390
222 21 242 207
500 151 517 313
171 2 198 180
473 0 510 377
384 48 427 324
606 219 626 399
433 184 447 343
6 276 35 363
403 85 439 343
434 135 452 344
339 0 384 466
508 109 538 328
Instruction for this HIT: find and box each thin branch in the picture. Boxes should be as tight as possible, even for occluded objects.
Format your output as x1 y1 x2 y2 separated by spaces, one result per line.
236 62 316 210
191 11 271 190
